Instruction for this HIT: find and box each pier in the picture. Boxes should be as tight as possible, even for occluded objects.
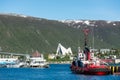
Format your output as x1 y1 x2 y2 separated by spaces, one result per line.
0 52 30 60
109 66 120 75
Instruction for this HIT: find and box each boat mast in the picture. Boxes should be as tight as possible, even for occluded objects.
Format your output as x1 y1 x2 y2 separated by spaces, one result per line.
83 29 90 60
92 26 95 53
83 28 90 47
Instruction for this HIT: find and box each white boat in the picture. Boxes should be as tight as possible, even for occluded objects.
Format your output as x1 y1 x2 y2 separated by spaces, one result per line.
0 58 26 68
29 57 49 68
29 51 49 68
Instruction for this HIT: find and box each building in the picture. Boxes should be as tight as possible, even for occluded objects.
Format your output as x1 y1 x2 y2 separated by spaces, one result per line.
56 43 73 57
100 49 110 54
48 54 56 59
0 52 28 59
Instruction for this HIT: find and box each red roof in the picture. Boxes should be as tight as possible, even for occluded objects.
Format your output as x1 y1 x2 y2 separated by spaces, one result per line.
32 51 41 57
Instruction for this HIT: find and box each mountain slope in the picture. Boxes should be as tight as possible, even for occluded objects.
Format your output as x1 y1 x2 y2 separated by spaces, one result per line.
61 20 120 49
0 14 120 54
0 14 84 53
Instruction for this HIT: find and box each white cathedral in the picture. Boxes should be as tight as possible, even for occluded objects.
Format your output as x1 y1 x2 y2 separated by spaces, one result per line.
56 43 73 56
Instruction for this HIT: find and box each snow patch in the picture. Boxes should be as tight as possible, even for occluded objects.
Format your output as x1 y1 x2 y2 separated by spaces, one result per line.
0 13 28 18
113 23 116 26
107 21 112 24
74 20 83 23
60 20 73 23
18 14 27 18
84 20 90 25
77 25 81 28
60 20 83 24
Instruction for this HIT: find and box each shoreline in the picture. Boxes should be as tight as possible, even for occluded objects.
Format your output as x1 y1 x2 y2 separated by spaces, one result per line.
48 61 72 64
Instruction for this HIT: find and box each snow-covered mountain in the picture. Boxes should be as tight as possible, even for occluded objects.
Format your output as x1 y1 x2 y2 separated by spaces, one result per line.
60 19 120 49
0 13 120 53
0 13 29 18
60 19 120 29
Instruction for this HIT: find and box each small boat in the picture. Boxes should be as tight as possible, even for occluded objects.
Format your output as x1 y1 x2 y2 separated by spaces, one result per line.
29 51 49 68
29 58 49 68
0 63 7 68
0 58 26 68
70 29 111 75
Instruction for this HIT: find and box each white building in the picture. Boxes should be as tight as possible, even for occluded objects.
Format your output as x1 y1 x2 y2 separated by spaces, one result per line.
100 49 110 54
48 54 56 59
56 43 73 56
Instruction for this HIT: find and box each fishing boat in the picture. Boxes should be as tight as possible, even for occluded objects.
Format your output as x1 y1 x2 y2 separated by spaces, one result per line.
29 51 49 68
70 29 111 75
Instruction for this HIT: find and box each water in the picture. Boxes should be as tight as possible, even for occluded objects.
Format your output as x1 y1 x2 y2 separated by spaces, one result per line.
0 64 120 80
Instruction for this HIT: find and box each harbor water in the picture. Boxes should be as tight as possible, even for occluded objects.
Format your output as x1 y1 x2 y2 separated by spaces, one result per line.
0 64 120 80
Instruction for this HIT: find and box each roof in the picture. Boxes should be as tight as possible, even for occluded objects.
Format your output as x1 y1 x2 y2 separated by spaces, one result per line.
32 51 41 57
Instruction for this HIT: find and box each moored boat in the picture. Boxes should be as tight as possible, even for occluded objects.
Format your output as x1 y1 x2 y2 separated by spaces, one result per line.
29 57 49 68
0 58 26 68
29 51 49 68
70 29 111 75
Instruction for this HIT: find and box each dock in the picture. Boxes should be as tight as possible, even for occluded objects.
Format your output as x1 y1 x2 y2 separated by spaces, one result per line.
109 66 120 75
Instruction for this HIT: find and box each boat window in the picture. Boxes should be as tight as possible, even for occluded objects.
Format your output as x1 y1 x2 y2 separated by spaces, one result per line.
72 61 76 66
77 60 81 67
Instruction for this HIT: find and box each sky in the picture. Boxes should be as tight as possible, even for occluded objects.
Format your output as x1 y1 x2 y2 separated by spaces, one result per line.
0 0 120 21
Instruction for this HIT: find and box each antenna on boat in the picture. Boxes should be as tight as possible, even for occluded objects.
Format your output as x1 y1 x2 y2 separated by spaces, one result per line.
83 28 90 60
83 28 90 47
92 26 95 53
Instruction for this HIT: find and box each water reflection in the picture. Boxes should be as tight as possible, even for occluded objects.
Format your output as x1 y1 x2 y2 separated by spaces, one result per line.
75 74 120 80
